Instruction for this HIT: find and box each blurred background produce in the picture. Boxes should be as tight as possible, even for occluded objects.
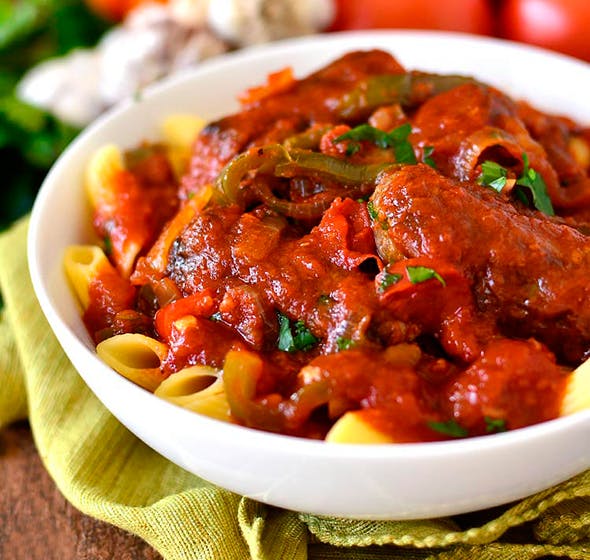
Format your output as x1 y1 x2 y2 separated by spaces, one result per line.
0 0 107 229
1 0 589 230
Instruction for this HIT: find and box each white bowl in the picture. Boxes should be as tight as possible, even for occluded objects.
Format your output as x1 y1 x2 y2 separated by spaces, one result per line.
28 31 590 519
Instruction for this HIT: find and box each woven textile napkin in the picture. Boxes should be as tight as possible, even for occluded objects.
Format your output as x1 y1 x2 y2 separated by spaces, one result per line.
1 216 589 560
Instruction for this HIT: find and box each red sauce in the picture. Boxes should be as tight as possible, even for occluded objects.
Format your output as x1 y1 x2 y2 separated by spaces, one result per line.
84 266 140 340
84 50 588 442
92 147 179 276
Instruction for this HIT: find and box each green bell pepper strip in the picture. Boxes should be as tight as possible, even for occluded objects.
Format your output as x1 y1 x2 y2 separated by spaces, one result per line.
336 72 477 120
223 349 331 433
216 143 398 209
282 125 332 150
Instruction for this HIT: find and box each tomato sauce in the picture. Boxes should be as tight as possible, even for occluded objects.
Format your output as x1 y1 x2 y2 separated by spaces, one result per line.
92 146 179 277
85 50 590 442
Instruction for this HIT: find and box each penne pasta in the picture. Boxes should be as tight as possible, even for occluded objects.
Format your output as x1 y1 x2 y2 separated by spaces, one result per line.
85 144 124 210
63 245 112 309
161 114 206 150
97 333 168 392
84 143 142 277
85 141 181 278
325 411 395 444
161 114 206 179
560 357 590 416
155 365 231 422
569 136 590 169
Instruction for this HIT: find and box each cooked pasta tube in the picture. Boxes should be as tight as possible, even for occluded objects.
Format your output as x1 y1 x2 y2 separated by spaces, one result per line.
85 143 124 210
161 114 206 178
325 411 395 444
96 333 168 392
85 143 151 277
155 365 231 422
85 144 146 278
63 245 112 310
569 136 590 169
161 114 206 149
560 357 590 416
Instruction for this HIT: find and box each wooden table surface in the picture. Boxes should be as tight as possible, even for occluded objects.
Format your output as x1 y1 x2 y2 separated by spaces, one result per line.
0 421 163 560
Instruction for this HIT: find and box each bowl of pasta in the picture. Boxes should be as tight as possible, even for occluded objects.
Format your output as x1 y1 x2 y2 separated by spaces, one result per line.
28 31 590 519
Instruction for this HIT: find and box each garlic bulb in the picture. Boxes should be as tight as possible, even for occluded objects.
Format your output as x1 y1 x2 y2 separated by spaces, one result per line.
169 0 210 27
16 0 335 126
99 4 227 105
17 3 228 126
17 50 104 127
208 0 335 47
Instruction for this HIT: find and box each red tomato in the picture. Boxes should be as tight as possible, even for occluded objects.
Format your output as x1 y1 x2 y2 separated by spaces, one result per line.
500 0 590 62
330 0 494 35
84 0 168 21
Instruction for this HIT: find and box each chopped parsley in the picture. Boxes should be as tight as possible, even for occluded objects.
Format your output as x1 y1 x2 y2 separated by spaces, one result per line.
389 123 418 164
336 337 355 351
333 123 417 164
477 160 508 193
318 294 332 305
209 311 222 322
406 265 446 287
366 200 378 220
423 145 436 168
485 416 507 433
103 234 113 256
428 419 469 438
379 272 402 292
334 124 392 150
277 312 318 352
345 142 361 156
516 153 555 216
477 154 555 215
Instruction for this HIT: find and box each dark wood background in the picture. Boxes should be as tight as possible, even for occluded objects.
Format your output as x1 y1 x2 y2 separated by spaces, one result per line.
0 421 163 560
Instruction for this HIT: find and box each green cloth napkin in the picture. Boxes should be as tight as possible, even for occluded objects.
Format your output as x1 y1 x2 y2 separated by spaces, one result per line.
1 216 589 560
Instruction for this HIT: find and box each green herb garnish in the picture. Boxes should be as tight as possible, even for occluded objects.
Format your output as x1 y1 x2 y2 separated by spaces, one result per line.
277 312 317 352
345 142 361 156
477 155 555 215
484 416 507 433
209 311 222 322
336 337 355 351
428 420 468 438
516 153 555 216
423 145 436 168
477 160 508 193
277 313 293 351
366 200 378 221
334 124 391 150
389 123 417 164
103 234 113 256
333 123 417 164
379 272 402 292
293 320 317 350
406 266 446 286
